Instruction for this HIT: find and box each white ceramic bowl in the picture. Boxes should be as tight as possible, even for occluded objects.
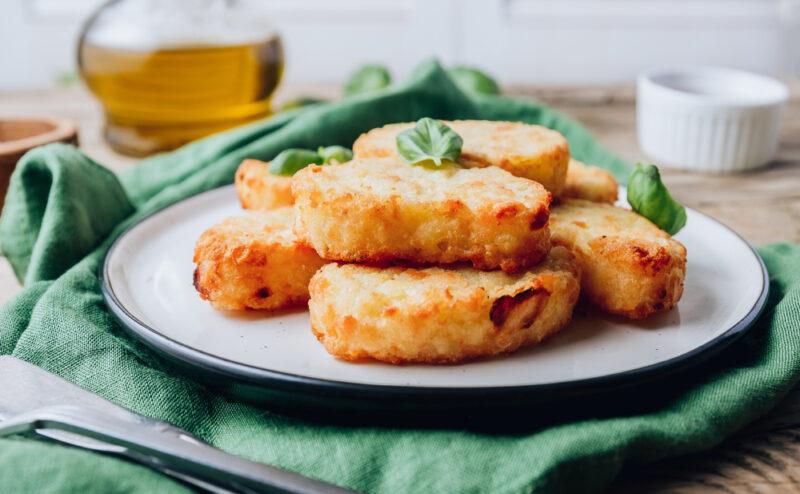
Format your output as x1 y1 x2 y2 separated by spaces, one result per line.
637 67 788 173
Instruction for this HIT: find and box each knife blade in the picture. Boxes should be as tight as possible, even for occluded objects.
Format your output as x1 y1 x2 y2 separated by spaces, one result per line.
0 357 357 494
0 356 143 422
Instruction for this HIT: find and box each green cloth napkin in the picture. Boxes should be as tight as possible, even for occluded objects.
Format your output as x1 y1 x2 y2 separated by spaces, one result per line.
1 60 799 494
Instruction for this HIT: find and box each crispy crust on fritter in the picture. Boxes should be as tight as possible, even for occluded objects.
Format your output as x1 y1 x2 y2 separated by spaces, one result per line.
352 120 570 195
308 247 580 364
550 200 686 319
193 208 327 311
292 158 552 273
561 160 618 204
235 159 294 211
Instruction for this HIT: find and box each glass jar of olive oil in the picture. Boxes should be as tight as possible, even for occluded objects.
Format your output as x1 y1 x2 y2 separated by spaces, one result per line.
78 0 284 156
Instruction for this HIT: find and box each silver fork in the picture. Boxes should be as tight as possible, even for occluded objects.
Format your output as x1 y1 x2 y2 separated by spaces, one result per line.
0 357 357 494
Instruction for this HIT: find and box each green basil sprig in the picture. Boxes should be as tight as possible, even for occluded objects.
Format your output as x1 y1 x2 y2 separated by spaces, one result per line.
318 145 353 165
627 164 687 235
268 146 353 176
344 65 392 96
396 118 463 168
448 66 500 95
269 149 323 176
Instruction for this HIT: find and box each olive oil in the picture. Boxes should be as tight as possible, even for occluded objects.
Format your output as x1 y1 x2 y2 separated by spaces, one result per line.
79 37 283 155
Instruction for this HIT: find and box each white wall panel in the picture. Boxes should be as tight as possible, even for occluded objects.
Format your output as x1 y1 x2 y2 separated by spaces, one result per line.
460 0 786 84
0 0 104 90
264 0 459 84
0 0 793 89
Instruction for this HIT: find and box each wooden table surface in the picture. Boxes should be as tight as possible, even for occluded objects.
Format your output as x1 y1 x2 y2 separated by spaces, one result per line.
1 84 799 493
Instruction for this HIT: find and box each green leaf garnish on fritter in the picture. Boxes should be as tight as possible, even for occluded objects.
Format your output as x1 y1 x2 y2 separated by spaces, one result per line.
269 146 353 176
317 146 353 165
395 118 464 168
627 164 687 235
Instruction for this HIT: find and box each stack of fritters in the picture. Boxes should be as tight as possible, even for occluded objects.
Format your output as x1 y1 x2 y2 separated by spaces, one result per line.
193 120 687 364
293 157 582 363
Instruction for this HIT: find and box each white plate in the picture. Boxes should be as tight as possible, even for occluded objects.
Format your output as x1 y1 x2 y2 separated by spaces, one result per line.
102 186 768 407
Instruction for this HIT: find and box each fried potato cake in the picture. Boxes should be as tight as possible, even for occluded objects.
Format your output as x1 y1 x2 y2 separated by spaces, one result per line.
561 160 618 204
234 159 294 211
233 153 601 214
550 200 686 319
352 120 570 195
309 246 580 364
193 208 326 311
292 158 552 273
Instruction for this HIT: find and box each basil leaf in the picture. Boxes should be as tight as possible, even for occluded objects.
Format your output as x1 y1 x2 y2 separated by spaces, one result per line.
344 65 391 96
318 146 353 164
268 149 324 176
396 118 463 167
278 97 326 112
627 164 687 235
448 66 500 95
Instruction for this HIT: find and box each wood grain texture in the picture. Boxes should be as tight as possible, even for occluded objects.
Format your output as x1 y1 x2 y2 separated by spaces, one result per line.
1 84 799 493
522 85 800 246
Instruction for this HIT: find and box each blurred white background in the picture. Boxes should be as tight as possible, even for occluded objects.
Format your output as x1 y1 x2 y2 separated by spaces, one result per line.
2 0 799 90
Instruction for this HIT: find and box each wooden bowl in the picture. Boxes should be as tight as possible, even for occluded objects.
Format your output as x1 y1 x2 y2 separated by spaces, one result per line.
0 116 78 206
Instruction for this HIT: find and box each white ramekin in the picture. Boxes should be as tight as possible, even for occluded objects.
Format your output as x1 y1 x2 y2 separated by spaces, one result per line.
637 67 788 173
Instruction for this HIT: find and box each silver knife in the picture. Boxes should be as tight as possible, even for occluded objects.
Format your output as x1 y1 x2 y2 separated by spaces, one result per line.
0 356 357 494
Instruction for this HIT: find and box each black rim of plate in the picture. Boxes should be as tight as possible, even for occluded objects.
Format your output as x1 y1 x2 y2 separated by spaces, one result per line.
100 185 771 404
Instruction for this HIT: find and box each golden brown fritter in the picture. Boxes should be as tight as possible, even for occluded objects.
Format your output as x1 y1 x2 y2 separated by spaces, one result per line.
550 200 686 319
308 246 580 364
193 208 327 311
292 158 552 273
561 159 618 204
352 120 570 195
234 159 294 211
